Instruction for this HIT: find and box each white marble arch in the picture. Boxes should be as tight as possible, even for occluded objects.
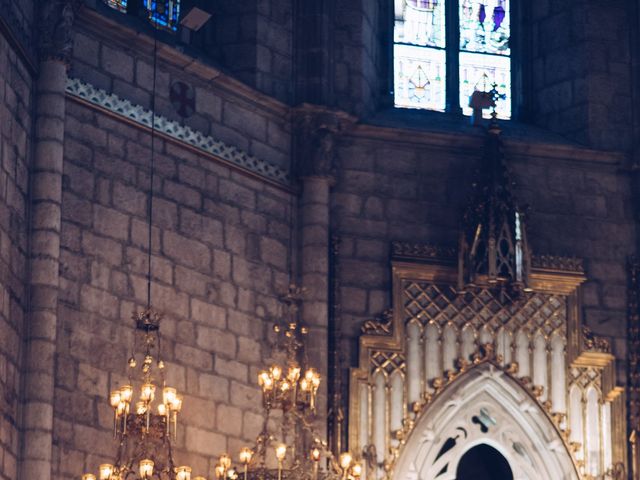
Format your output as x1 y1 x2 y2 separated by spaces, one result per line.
393 363 579 480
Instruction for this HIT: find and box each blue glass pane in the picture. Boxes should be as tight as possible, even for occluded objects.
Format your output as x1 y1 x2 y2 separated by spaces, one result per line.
394 0 446 48
460 51 511 119
144 0 180 32
394 44 446 111
104 0 127 13
460 0 510 55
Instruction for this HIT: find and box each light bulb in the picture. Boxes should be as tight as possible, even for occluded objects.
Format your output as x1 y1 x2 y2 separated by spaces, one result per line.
139 459 154 479
351 463 362 478
194 477 207 480
176 466 192 480
239 447 254 464
99 464 114 480
305 369 315 381
119 384 133 403
275 444 287 462
227 469 237 480
157 403 167 416
340 453 352 470
83 474 97 480
140 383 156 402
163 386 177 405
300 378 309 392
116 401 126 416
280 381 290 392
215 465 226 479
271 365 282 380
109 391 121 408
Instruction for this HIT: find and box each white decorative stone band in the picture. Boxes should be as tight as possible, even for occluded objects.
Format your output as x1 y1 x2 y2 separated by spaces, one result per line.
65 77 290 185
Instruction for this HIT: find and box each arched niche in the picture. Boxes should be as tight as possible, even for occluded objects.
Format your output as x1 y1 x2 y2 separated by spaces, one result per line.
392 362 578 480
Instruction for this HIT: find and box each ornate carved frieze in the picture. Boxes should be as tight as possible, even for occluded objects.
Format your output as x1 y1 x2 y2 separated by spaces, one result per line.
38 0 84 64
391 241 585 275
66 78 290 185
532 254 585 274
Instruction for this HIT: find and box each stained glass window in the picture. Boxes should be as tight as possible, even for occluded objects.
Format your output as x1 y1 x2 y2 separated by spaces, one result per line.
460 52 510 118
144 0 181 32
393 0 512 119
393 0 446 111
459 0 510 55
104 0 127 13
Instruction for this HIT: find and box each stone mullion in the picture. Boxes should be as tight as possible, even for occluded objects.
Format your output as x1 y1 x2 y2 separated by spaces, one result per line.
20 59 67 480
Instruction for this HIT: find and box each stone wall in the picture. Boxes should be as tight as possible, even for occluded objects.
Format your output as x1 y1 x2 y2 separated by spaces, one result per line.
53 96 293 478
0 27 32 480
529 0 634 151
72 9 292 171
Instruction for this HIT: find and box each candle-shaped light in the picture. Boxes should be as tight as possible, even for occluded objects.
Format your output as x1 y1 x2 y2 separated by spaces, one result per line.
340 453 352 480
176 466 192 480
140 383 156 402
158 403 167 416
163 386 177 405
220 454 232 470
275 444 287 480
99 464 114 480
119 384 133 403
215 465 226 480
310 447 321 480
239 447 253 480
340 453 352 470
271 365 282 381
139 459 154 479
109 391 121 409
352 463 363 478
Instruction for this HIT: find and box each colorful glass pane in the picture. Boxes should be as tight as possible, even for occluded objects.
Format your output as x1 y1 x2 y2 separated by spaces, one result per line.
144 0 180 32
394 44 446 111
104 0 127 13
459 51 511 119
459 0 510 55
394 0 446 48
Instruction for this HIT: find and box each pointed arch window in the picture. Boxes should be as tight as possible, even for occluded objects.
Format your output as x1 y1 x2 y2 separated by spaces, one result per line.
393 0 512 119
103 0 181 32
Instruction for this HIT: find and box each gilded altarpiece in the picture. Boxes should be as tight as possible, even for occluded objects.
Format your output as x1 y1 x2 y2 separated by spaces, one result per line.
349 245 626 480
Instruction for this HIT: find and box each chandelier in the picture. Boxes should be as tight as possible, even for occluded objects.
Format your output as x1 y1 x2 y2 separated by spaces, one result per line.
82 309 199 480
82 3 199 477
212 286 361 480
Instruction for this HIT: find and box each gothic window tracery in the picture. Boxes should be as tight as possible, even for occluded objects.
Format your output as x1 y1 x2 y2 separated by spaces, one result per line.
393 0 512 118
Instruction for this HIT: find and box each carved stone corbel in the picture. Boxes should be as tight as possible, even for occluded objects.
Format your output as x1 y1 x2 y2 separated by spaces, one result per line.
293 104 355 181
37 0 84 65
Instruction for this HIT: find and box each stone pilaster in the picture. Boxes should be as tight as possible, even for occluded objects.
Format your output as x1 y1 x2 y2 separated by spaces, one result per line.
295 106 352 440
20 2 80 479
